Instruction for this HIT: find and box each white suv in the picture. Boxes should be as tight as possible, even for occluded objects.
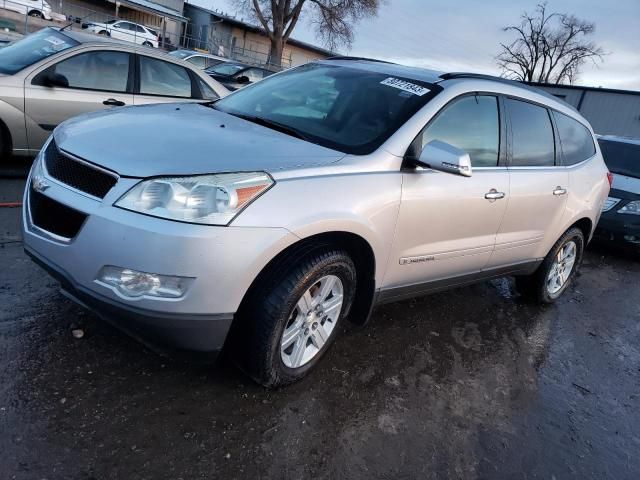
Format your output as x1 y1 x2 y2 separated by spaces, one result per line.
22 58 611 387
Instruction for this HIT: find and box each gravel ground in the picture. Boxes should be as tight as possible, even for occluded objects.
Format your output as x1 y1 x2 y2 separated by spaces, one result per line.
1 174 639 479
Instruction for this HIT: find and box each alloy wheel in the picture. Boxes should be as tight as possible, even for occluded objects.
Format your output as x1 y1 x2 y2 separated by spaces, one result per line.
280 275 344 369
546 240 577 295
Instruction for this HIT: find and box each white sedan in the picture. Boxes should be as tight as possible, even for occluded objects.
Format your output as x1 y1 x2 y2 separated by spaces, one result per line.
0 0 54 19
82 20 158 48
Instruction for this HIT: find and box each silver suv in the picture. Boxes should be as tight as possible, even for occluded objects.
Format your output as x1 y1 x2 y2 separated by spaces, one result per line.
22 58 611 387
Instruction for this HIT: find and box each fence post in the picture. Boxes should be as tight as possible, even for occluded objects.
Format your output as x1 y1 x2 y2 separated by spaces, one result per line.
24 10 28 35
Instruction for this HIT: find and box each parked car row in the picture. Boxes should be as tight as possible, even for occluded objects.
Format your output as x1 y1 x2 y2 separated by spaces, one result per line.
19 56 614 387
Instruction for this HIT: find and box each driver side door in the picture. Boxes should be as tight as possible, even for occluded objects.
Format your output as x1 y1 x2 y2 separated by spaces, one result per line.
381 94 510 300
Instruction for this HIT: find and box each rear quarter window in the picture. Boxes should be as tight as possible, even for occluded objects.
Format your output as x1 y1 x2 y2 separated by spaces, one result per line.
553 111 596 165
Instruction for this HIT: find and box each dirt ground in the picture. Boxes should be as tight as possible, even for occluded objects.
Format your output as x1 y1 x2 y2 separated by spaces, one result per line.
1 174 639 479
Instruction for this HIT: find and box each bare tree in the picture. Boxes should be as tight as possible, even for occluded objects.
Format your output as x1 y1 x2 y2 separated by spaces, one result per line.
497 2 604 84
235 0 380 67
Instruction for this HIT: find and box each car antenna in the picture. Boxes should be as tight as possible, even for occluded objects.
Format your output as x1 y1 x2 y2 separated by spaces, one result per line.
59 12 96 31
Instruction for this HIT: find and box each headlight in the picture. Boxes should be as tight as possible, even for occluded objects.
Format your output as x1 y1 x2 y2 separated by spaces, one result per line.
115 172 273 225
618 201 640 215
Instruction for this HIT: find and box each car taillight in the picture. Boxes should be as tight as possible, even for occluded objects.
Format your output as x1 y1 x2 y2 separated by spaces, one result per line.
607 172 614 187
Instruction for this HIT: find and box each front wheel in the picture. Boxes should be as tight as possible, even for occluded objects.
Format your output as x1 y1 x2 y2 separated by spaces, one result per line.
516 227 584 303
236 249 356 388
142 41 153 47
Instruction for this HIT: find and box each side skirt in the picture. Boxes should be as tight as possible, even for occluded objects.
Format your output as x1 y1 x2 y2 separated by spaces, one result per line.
375 260 542 305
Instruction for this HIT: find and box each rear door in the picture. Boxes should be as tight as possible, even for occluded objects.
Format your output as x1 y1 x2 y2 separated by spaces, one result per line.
133 54 202 105
383 94 509 294
489 97 568 267
24 49 134 151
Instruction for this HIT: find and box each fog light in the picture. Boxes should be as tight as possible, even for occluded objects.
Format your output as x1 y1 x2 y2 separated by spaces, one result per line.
98 266 193 299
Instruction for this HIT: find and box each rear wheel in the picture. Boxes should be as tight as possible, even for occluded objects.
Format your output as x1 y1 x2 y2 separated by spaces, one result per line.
235 249 356 388
98 30 109 36
28 10 44 18
516 227 584 303
142 41 153 47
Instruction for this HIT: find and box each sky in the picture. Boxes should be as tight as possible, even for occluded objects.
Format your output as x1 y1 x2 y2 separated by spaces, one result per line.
190 0 640 90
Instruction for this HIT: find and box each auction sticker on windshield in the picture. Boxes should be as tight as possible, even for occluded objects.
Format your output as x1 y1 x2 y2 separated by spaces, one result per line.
380 77 430 96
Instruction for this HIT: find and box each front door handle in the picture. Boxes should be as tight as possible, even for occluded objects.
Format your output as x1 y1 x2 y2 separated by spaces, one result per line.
103 98 125 106
553 186 567 196
485 189 506 201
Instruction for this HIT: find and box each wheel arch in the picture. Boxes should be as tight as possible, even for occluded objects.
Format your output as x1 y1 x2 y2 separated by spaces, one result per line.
0 117 13 158
237 231 377 327
570 217 594 242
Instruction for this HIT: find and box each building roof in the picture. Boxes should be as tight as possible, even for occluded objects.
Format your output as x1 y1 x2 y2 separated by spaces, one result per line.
184 3 335 57
526 82 640 97
112 0 187 22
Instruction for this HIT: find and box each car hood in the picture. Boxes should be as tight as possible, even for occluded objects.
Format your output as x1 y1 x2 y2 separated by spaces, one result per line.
53 103 345 177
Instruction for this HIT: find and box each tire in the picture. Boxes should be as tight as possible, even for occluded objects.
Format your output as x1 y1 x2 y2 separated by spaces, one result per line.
142 41 153 47
98 30 109 36
28 10 44 18
236 249 356 388
515 227 584 303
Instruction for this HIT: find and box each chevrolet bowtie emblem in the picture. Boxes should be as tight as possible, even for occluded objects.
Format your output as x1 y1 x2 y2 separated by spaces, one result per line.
32 174 50 193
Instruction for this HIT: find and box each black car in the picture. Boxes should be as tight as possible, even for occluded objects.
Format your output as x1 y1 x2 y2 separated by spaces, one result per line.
595 136 640 251
204 62 273 91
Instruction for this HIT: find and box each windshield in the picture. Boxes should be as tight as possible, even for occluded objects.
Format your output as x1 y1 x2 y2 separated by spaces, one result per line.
214 63 439 154
599 139 640 179
0 28 79 75
206 63 246 76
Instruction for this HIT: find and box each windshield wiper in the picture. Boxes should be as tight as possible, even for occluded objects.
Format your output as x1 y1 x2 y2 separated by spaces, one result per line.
229 113 309 141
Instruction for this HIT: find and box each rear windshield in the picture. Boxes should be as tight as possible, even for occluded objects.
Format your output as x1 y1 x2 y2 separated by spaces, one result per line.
206 63 246 76
598 139 640 179
213 63 440 154
0 28 78 75
169 50 192 59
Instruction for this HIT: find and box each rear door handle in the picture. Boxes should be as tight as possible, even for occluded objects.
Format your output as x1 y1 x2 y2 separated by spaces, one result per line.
485 189 505 201
103 98 126 106
553 187 567 196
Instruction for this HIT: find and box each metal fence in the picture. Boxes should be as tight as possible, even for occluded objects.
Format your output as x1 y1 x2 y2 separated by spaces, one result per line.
0 0 289 68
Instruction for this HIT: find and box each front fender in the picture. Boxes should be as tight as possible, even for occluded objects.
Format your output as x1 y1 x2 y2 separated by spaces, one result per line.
233 172 403 287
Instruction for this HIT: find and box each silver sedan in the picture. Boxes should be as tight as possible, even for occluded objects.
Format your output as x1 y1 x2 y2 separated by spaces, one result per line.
0 27 229 159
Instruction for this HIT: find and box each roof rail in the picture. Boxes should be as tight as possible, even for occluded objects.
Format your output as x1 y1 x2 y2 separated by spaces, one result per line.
439 72 517 83
325 56 395 64
439 72 580 112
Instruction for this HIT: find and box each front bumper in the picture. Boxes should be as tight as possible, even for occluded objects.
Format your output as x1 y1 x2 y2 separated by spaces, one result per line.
22 158 298 353
594 215 640 249
26 246 234 354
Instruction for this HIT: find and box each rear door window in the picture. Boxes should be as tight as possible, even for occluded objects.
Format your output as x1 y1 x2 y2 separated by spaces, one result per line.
598 140 640 178
506 98 555 167
553 111 595 165
420 95 500 167
139 56 192 97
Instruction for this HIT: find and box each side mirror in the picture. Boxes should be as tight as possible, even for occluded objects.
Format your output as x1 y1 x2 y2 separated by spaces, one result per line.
44 72 69 88
235 75 250 84
414 140 472 177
